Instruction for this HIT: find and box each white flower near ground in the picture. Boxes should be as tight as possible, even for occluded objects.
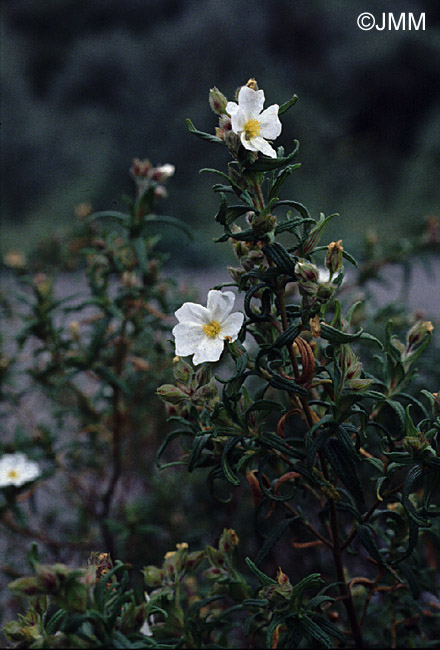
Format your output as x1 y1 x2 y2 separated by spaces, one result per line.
0 453 41 488
226 86 282 158
140 592 154 637
173 290 244 365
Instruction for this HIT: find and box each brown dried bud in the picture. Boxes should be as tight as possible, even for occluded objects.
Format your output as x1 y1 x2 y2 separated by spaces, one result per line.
325 239 343 277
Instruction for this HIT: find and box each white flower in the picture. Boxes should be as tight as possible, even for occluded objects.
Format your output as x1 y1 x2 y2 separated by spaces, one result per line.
140 592 154 637
173 290 244 365
155 163 175 179
226 86 282 158
0 453 41 488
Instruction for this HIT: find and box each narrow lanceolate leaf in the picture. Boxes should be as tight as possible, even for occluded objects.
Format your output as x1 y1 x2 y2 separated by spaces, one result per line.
186 118 224 144
254 517 297 566
324 438 364 508
87 210 130 224
245 557 277 586
356 524 399 578
301 615 334 649
268 164 302 201
188 433 211 472
278 93 298 115
263 242 297 275
144 214 193 238
272 199 312 220
319 323 364 344
273 323 302 349
221 436 242 486
290 573 323 604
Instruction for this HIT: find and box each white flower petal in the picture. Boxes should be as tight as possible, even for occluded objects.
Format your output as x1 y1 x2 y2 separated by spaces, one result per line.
230 109 247 135
220 312 244 340
192 337 224 365
251 136 277 158
240 131 259 152
206 290 235 322
237 86 265 117
225 100 239 116
174 301 210 325
173 323 205 356
258 105 282 139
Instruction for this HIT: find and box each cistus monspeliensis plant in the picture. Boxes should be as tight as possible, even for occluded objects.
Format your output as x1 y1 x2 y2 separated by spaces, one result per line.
3 80 439 649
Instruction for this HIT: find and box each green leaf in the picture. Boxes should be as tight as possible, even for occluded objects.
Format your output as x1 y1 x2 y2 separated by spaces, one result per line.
272 199 312 220
144 214 193 239
291 573 323 605
188 433 211 472
324 438 364 508
254 517 297 566
356 524 398 577
263 242 297 275
301 614 334 649
244 399 284 426
278 93 298 115
273 323 302 349
87 210 130 224
268 164 302 202
320 323 364 344
221 436 242 486
245 557 277 586
133 236 148 273
186 118 223 144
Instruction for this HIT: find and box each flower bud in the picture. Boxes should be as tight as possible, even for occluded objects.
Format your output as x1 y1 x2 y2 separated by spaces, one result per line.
194 378 218 403
143 565 164 588
295 260 320 284
245 78 258 91
195 364 211 387
209 87 228 114
227 266 245 283
325 239 343 277
130 158 152 180
173 358 193 384
250 213 277 237
407 320 434 348
36 564 60 593
156 384 188 405
219 529 239 555
8 576 42 596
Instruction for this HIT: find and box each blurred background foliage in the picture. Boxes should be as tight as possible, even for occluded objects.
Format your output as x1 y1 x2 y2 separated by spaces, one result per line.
1 0 440 267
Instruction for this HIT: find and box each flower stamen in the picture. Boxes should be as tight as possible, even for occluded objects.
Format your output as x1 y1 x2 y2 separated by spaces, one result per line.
243 118 261 140
203 320 221 338
7 470 18 479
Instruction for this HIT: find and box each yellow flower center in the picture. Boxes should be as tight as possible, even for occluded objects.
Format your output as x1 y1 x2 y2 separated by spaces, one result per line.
243 118 261 140
7 470 18 479
203 320 221 338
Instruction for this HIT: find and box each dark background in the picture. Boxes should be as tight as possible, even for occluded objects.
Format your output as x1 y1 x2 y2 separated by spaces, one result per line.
1 0 439 266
